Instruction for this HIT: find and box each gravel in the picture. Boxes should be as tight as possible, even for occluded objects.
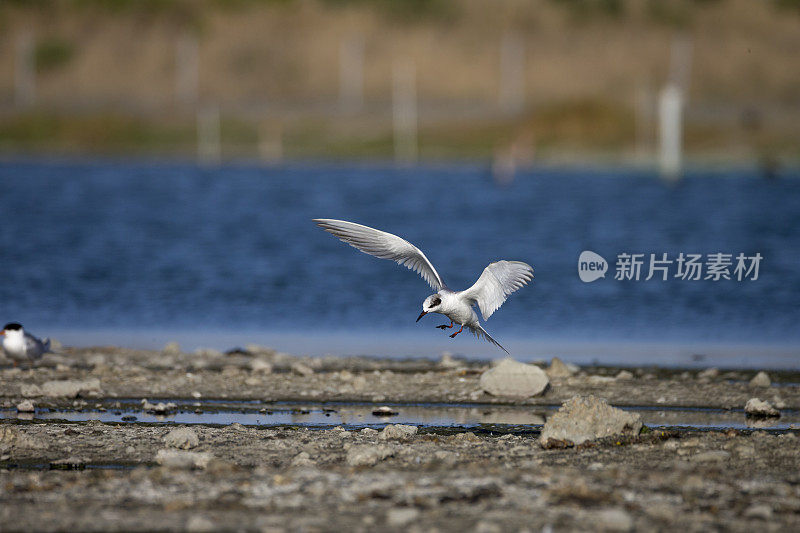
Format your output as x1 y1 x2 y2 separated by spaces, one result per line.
0 345 798 531
41 378 102 398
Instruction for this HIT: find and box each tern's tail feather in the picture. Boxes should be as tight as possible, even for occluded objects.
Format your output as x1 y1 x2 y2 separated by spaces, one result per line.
471 325 510 355
42 338 51 354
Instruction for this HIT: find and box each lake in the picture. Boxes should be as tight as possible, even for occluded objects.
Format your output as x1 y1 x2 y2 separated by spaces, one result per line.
1 158 798 367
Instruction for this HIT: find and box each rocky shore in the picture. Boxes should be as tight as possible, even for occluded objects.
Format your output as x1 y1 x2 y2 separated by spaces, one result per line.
1 345 799 531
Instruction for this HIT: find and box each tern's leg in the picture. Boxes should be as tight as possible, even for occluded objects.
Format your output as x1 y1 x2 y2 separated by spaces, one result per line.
449 325 464 338
436 320 454 330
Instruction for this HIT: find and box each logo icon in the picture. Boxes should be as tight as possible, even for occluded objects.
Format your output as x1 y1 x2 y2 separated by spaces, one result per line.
578 251 608 282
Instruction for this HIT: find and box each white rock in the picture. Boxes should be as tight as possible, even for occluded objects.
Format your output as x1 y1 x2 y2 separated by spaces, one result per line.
86 353 106 367
245 344 276 356
185 516 215 533
19 384 43 397
592 508 633 532
248 358 273 374
291 362 314 376
164 427 199 449
0 426 18 443
142 399 177 414
745 398 780 417
691 450 730 462
379 424 418 440
744 504 773 520
41 378 101 398
474 521 502 533
546 357 575 378
16 400 35 413
439 352 463 369
346 444 395 466
749 371 771 388
386 507 420 526
194 348 223 358
155 449 212 469
697 367 719 379
290 451 315 467
479 358 549 398
540 395 642 448
615 370 634 380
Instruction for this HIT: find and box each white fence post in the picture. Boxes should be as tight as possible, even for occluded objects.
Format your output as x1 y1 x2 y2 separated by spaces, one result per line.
176 34 199 108
499 32 525 114
339 35 364 113
658 35 692 180
15 31 36 108
658 84 683 181
392 59 418 164
197 105 221 166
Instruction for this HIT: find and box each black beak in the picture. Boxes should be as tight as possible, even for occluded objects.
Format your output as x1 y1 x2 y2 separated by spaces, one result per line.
416 311 428 322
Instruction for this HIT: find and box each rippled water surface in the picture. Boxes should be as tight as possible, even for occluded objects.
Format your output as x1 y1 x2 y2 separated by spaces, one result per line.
1 159 799 361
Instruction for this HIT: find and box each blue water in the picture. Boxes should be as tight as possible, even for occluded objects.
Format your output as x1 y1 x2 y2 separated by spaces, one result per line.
1 159 799 361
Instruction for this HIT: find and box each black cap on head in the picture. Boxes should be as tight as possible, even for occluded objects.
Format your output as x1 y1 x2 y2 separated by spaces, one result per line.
3 323 22 331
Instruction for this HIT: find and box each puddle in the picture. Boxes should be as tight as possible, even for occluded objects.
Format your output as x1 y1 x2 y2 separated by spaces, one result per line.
1 399 797 431
0 461 139 471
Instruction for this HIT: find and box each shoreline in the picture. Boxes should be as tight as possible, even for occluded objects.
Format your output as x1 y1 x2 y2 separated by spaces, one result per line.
17 331 800 370
1 344 799 531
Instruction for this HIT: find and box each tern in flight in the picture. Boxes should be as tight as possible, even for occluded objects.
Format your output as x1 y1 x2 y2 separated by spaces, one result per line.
314 219 534 354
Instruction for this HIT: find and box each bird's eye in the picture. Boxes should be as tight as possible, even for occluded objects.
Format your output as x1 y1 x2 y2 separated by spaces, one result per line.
431 298 441 307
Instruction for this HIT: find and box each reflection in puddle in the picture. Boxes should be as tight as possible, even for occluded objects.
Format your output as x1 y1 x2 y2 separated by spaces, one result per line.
1 399 798 431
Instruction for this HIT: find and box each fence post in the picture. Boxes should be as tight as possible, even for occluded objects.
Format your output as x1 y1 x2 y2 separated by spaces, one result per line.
339 35 364 113
499 32 525 114
176 34 199 108
197 105 221 166
15 31 36 108
658 84 682 181
392 59 417 164
658 35 692 181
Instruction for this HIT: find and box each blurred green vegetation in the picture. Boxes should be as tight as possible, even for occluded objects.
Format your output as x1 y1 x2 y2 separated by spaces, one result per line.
0 0 796 162
35 39 75 73
0 101 635 159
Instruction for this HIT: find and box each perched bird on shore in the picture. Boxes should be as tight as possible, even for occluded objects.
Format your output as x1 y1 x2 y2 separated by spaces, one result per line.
314 219 534 354
1 323 51 366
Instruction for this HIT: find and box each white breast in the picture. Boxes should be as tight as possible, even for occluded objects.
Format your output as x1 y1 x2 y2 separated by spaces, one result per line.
3 332 27 359
440 291 478 326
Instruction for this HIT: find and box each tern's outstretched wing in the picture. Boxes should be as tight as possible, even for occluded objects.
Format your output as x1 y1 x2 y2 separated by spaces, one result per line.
461 260 533 320
314 219 445 291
